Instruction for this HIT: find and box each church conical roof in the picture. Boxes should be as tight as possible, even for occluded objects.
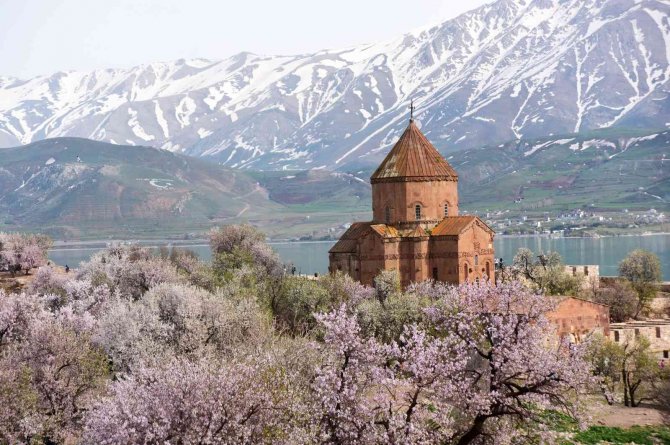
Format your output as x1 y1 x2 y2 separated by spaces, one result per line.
370 120 458 184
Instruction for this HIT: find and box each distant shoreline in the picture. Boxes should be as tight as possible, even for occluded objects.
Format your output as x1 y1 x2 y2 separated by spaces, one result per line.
48 232 670 251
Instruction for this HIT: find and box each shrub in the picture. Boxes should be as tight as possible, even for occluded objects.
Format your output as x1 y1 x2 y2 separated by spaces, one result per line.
77 244 184 300
373 269 401 303
94 282 271 371
83 356 307 445
268 276 332 335
356 292 430 343
0 233 52 275
594 279 638 322
512 248 584 295
619 250 662 318
210 224 281 276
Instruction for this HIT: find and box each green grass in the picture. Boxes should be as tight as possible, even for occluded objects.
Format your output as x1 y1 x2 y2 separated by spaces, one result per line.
531 409 670 445
573 426 670 444
538 409 580 433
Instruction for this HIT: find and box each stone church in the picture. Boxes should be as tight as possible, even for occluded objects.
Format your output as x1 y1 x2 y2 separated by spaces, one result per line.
329 117 495 287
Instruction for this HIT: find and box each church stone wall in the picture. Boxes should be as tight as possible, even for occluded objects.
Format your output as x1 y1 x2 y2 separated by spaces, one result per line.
398 237 430 286
329 252 360 282
456 224 496 284
381 240 400 277
372 180 458 224
359 234 383 286
330 218 495 287
429 236 460 283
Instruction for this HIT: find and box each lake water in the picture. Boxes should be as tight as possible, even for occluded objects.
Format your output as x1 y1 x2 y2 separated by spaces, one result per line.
49 234 670 280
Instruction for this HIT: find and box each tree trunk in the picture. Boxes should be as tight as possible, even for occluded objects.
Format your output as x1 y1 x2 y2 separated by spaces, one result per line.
634 301 642 320
622 370 630 407
630 379 642 407
456 415 486 445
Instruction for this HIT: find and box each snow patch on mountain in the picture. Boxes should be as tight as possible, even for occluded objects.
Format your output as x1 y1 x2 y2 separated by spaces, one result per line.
175 97 197 128
524 138 574 156
154 101 170 139
0 0 668 171
128 108 155 141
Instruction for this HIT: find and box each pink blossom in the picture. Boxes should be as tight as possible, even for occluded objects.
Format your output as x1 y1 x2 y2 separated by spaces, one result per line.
84 357 306 445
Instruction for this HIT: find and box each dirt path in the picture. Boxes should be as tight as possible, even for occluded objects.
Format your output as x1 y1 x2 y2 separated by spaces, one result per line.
236 204 250 218
587 399 670 428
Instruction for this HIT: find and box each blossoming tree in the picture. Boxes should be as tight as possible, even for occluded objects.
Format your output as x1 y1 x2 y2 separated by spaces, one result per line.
313 282 594 444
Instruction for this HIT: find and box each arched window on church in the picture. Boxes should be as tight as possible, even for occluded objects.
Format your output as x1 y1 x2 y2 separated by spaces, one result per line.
485 261 490 279
385 206 391 224
474 255 479 266
464 263 469 281
415 204 421 221
444 203 449 217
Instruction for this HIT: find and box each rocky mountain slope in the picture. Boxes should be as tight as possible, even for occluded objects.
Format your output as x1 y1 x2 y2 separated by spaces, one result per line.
342 126 670 212
1 128 666 239
0 138 370 239
451 127 670 213
1 0 668 170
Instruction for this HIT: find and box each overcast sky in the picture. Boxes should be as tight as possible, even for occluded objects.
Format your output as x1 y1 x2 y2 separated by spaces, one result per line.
0 0 492 78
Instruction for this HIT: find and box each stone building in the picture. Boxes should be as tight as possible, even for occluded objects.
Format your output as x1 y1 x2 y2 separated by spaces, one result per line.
610 320 670 360
546 297 610 342
329 118 495 287
564 264 600 291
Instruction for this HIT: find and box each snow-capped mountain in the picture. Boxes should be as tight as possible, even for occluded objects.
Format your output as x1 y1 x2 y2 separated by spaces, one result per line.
1 0 668 170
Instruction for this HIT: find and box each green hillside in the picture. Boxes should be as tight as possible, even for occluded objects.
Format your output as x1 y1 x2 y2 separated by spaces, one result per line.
0 128 667 240
0 138 372 240
452 128 669 213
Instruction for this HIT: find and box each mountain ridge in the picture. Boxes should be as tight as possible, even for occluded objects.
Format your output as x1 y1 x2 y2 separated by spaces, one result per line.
1 0 669 171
